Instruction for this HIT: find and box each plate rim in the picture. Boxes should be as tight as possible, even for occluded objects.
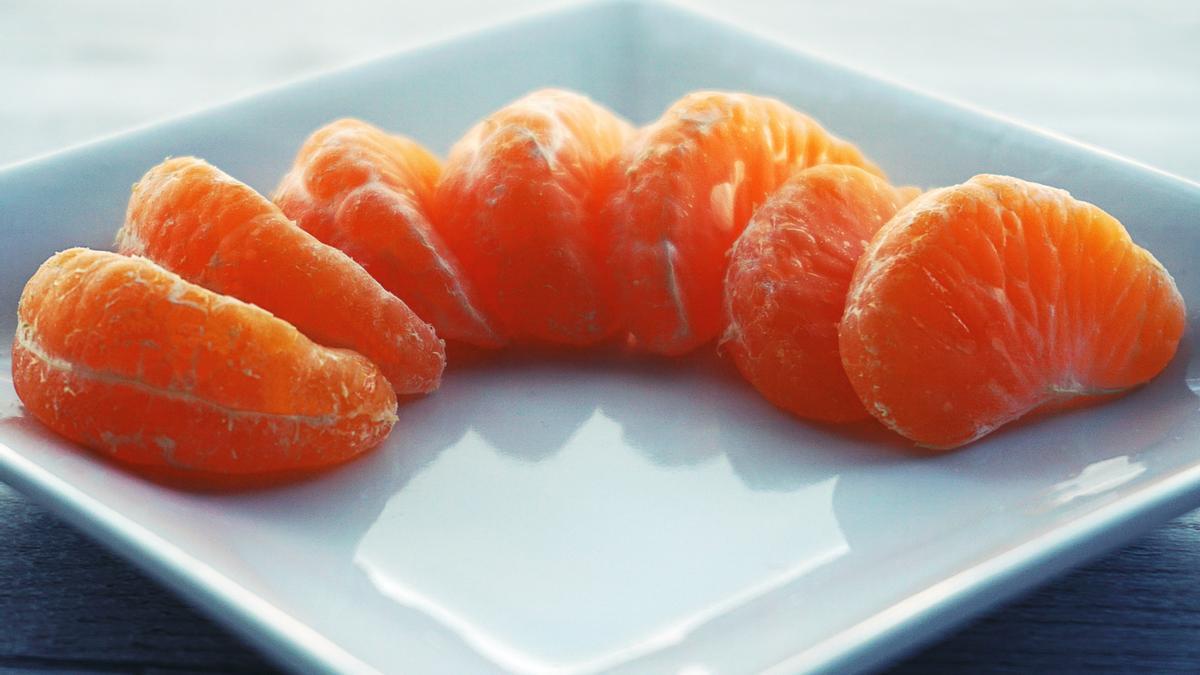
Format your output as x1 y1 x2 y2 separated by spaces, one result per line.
0 439 370 674
763 462 1200 674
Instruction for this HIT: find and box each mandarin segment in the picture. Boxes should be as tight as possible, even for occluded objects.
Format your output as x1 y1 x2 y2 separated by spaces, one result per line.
839 175 1187 448
723 165 918 422
274 119 503 348
435 89 633 345
11 248 397 481
15 83 1190 483
605 91 886 355
116 156 445 394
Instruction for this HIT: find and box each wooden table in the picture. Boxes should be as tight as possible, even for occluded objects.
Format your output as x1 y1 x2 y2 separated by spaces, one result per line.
3 1 1198 672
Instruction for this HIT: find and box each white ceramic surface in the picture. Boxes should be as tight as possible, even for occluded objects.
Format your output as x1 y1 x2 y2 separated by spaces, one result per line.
1 2 1198 674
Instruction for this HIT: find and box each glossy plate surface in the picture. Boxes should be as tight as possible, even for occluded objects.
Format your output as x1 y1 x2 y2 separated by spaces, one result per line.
1 2 1198 673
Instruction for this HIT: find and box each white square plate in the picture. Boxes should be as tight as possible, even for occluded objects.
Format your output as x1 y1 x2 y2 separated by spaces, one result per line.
1 2 1198 673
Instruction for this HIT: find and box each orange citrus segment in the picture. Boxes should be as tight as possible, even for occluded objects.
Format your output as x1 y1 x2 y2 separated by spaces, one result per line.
11 248 397 480
435 89 633 345
605 91 886 356
839 174 1187 448
723 165 918 422
116 156 445 394
274 119 503 349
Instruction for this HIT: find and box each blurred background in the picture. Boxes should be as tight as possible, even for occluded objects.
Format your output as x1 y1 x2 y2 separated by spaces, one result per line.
3 0 1199 179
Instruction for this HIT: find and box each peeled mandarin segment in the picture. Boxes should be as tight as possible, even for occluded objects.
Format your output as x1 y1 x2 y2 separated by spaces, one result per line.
839 174 1187 449
435 89 633 346
605 91 886 356
274 119 504 349
11 248 398 479
116 156 445 394
723 165 918 422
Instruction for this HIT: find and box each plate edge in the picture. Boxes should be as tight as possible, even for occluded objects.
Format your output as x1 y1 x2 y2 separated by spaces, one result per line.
763 461 1200 674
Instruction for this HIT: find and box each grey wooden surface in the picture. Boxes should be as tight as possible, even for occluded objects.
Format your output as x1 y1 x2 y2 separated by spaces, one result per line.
2 1 1199 673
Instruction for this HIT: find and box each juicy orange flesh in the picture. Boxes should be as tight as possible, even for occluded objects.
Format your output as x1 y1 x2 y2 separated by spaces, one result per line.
435 89 633 345
12 248 397 478
839 174 1187 448
12 88 1192 479
606 91 886 356
724 165 918 422
275 119 503 349
116 156 445 394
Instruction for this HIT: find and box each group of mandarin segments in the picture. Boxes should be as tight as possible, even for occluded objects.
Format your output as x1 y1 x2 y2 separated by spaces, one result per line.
13 88 1186 487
